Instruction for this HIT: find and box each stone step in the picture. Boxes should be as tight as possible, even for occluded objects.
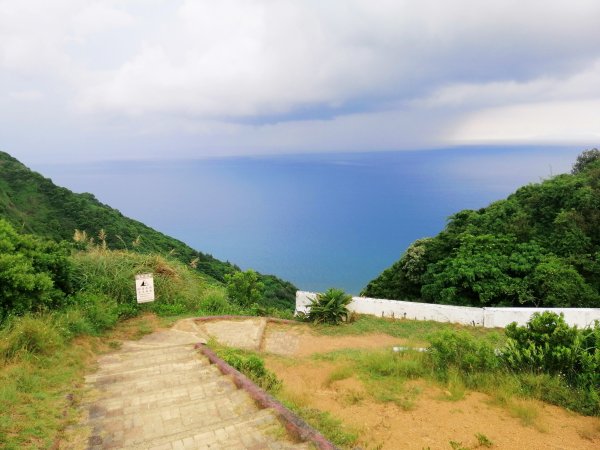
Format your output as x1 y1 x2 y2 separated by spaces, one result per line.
128 330 205 348
90 364 224 394
110 343 196 356
93 352 204 374
88 389 260 448
125 409 293 449
86 377 238 417
142 409 312 450
87 358 211 383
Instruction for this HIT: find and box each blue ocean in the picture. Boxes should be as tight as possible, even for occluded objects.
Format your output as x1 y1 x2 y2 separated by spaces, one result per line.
36 146 582 294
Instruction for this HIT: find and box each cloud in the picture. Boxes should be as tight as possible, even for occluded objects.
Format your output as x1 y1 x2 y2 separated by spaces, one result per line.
2 0 600 161
76 0 600 121
449 99 600 144
8 90 43 102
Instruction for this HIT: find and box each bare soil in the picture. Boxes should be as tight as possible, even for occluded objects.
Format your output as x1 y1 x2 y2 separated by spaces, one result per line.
259 323 600 450
263 323 411 356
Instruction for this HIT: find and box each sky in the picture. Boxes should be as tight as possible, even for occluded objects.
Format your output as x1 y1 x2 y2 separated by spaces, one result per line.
1 0 600 164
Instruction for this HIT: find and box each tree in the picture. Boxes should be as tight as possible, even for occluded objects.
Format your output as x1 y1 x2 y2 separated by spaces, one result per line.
572 148 600 174
225 269 264 307
527 256 598 307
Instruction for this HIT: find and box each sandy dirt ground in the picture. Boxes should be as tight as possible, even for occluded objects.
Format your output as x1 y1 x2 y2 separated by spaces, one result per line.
263 323 412 356
259 324 600 450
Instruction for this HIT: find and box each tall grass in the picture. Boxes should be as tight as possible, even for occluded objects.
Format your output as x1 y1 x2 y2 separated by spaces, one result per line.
71 249 217 316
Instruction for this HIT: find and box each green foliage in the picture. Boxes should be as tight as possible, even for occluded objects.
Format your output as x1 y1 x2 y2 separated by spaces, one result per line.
0 219 73 320
428 329 500 377
572 147 600 174
363 149 600 308
0 151 297 310
225 269 264 308
217 347 281 392
502 312 600 392
527 256 598 307
306 288 353 325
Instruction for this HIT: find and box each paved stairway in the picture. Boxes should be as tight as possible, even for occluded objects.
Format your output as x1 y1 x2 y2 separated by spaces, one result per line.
81 320 310 450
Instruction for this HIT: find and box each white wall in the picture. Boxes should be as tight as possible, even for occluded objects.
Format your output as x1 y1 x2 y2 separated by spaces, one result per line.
295 291 600 328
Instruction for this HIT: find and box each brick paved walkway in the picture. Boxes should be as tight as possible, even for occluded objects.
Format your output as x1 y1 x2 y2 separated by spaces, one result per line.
80 320 310 449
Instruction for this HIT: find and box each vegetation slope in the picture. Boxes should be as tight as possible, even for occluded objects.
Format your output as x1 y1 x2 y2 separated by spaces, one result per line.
362 149 600 308
0 151 296 309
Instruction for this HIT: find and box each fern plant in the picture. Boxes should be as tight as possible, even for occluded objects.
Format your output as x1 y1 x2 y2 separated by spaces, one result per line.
307 288 353 324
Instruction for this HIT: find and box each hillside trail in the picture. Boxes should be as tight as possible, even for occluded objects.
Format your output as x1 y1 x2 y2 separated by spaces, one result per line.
65 318 310 450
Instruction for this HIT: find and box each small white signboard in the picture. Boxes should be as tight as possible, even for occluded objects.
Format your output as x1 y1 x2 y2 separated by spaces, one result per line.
135 273 155 303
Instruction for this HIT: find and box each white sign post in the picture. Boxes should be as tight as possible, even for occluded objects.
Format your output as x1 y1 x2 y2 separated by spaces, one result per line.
135 273 155 303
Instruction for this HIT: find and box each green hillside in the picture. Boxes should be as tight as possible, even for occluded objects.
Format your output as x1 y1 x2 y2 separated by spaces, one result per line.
0 151 296 309
362 149 600 308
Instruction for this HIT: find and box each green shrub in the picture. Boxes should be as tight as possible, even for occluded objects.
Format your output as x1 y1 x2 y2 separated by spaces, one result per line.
427 329 499 377
306 288 352 325
0 219 73 320
502 312 600 390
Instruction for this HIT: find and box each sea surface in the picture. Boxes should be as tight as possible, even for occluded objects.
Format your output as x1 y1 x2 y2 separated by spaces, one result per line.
36 146 582 294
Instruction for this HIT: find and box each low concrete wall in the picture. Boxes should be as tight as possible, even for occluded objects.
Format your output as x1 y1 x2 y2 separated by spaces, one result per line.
348 297 484 326
482 307 600 328
295 291 600 328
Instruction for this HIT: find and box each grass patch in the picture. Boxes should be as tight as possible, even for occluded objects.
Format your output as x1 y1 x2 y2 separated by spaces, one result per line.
323 366 353 387
475 432 494 447
313 348 425 410
341 389 365 406
210 344 282 392
311 315 502 345
281 402 359 448
439 369 466 401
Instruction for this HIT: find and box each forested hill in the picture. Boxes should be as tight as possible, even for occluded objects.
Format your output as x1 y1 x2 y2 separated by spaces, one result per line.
0 151 296 309
362 149 600 308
